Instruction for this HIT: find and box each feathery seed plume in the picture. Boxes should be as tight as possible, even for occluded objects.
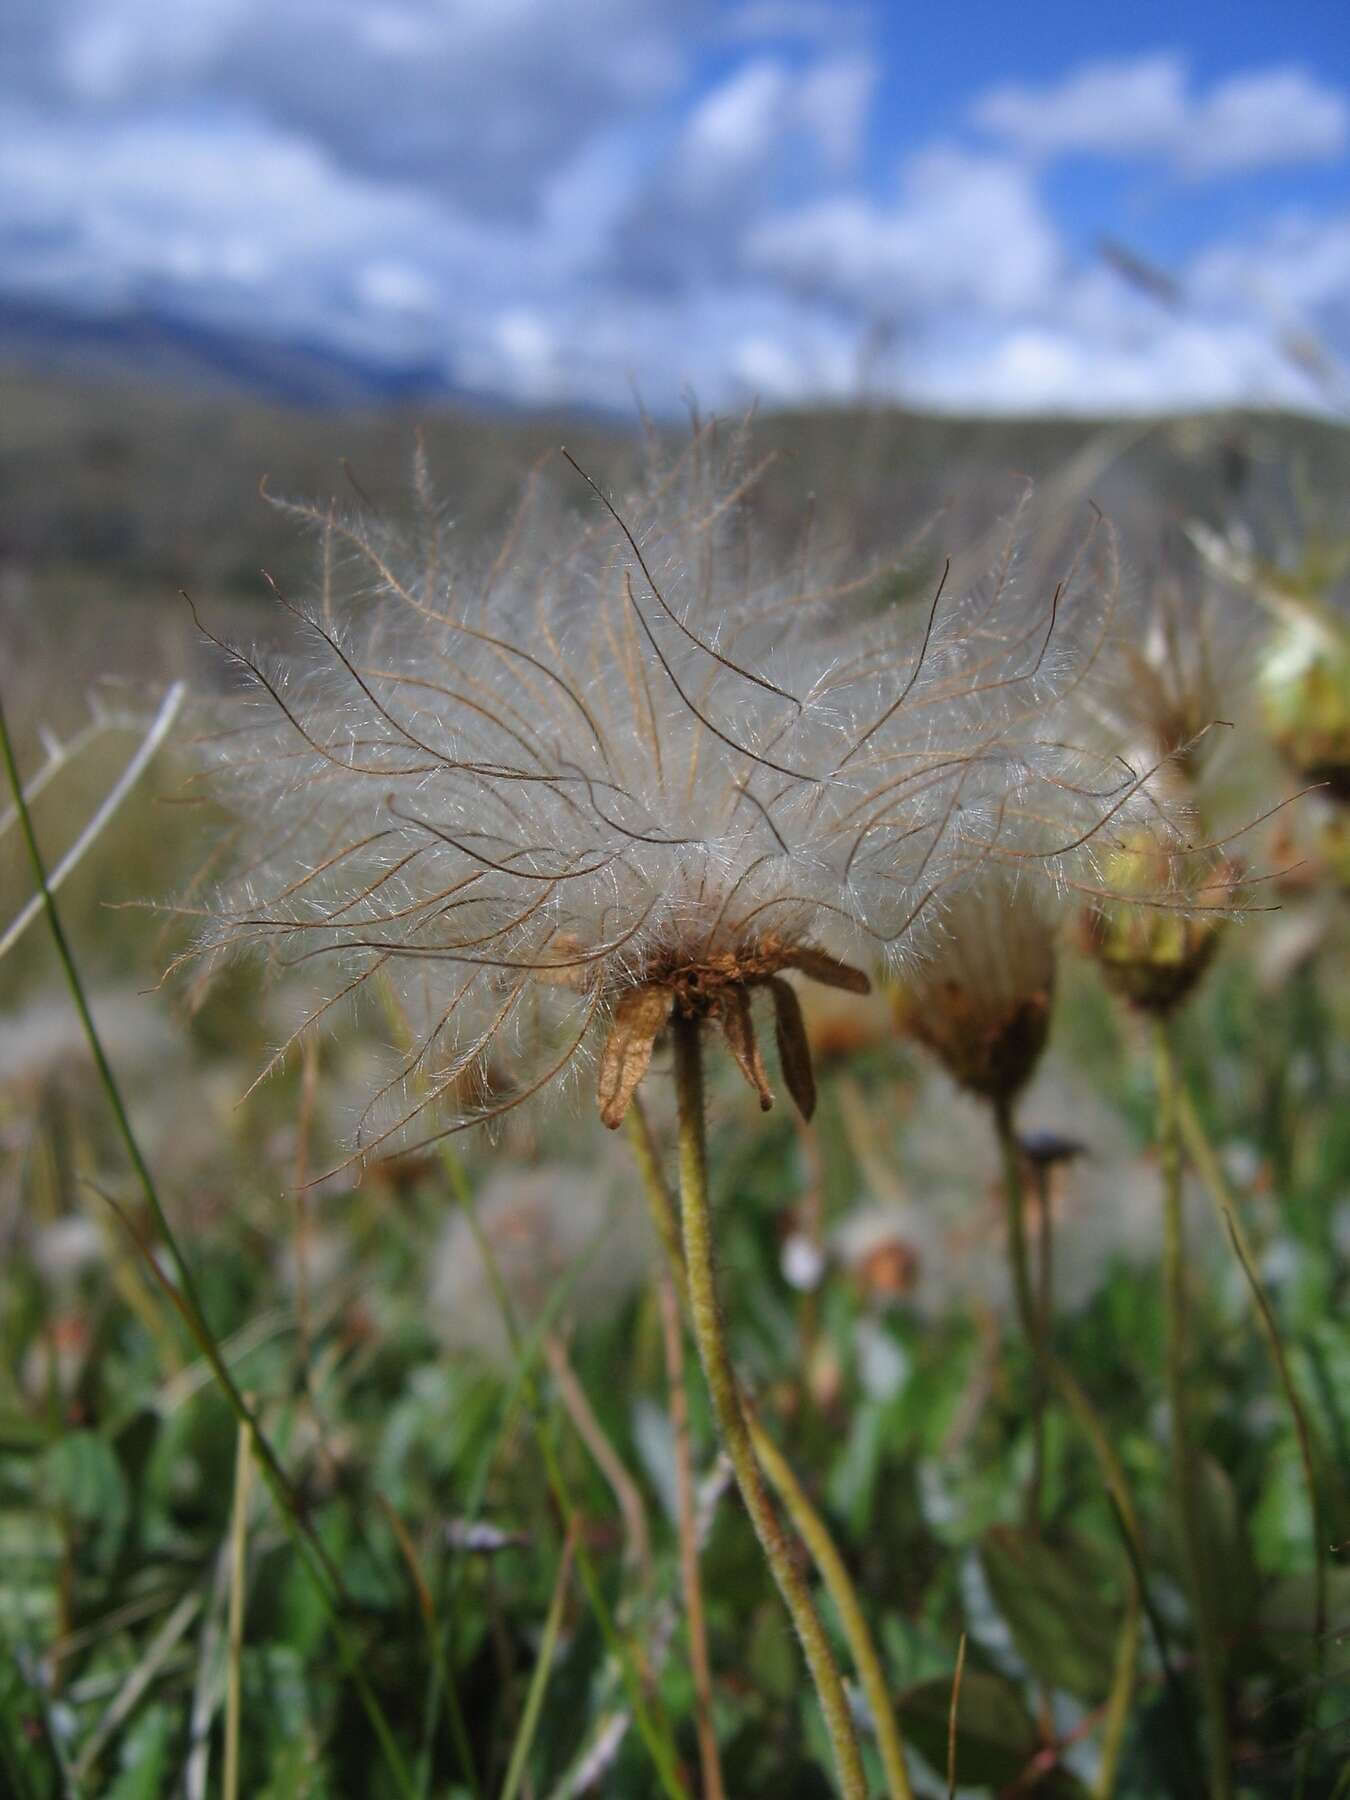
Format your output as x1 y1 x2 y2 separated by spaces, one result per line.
189 423 1139 1155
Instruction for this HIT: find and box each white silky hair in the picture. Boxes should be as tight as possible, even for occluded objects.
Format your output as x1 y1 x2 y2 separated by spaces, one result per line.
193 422 1149 1152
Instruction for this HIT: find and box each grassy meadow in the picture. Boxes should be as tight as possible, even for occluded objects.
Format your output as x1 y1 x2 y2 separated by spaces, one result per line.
1 370 1348 1797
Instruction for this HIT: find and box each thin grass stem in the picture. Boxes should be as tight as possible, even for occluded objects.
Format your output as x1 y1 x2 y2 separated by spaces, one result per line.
0 689 418 1800
1176 1088 1328 1652
224 1415 256 1800
658 1270 727 1800
499 1522 579 1800
434 1146 688 1800
1094 1584 1141 1799
544 1333 652 1589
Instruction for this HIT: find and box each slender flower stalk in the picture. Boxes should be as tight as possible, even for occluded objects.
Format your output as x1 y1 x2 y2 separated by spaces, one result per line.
629 1097 915 1800
1153 1021 1232 1800
1176 1090 1327 1658
748 1408 915 1800
672 1015 867 1799
897 873 1145 1557
991 1101 1143 1557
990 1100 1144 1795
1094 1583 1142 1800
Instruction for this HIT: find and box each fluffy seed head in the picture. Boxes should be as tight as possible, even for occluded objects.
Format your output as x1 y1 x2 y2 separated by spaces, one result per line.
189 424 1147 1154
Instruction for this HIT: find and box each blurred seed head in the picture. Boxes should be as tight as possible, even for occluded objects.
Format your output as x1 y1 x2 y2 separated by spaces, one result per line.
833 1063 1208 1324
1079 807 1243 1016
428 1161 646 1363
894 871 1057 1105
1258 603 1350 801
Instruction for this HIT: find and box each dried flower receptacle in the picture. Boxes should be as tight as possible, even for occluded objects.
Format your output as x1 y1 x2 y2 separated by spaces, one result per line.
595 935 868 1128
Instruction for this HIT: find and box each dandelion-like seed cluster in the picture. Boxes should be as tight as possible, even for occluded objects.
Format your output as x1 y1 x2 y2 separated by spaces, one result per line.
192 422 1170 1155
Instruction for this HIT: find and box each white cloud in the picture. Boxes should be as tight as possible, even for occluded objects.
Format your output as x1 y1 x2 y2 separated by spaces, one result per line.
0 3 1347 419
719 1 870 46
677 59 795 201
1185 68 1349 176
975 54 1187 161
675 50 877 203
975 53 1348 179
796 53 877 171
18 0 693 214
747 149 1060 316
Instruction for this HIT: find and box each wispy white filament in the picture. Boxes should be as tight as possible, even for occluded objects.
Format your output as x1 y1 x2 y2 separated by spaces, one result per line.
193 424 1142 1151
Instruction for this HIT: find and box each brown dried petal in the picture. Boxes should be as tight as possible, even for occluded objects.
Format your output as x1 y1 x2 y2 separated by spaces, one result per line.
597 984 674 1129
784 945 871 995
769 977 816 1121
720 986 774 1112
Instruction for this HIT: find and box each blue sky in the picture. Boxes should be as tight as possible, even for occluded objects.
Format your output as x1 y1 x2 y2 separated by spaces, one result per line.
2 0 1347 413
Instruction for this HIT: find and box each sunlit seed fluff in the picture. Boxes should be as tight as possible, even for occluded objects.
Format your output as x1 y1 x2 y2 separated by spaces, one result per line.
191 423 1126 1154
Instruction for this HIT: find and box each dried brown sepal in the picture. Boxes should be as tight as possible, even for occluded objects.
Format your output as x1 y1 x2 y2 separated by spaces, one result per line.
769 977 817 1120
598 984 674 1128
585 934 871 1126
785 947 873 995
719 986 774 1112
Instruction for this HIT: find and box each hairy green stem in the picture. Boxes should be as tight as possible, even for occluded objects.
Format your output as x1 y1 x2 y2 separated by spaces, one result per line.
749 1411 914 1799
1152 1019 1231 1800
670 1019 867 1800
630 1095 914 1797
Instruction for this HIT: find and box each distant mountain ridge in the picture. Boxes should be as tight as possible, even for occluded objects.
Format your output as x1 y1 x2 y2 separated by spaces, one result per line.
0 298 480 412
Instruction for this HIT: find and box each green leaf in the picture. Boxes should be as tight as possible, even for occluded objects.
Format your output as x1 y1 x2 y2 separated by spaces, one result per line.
979 1525 1120 1700
826 1398 885 1533
40 1431 129 1572
1256 1567 1350 1674
105 1704 172 1800
1190 1454 1255 1638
